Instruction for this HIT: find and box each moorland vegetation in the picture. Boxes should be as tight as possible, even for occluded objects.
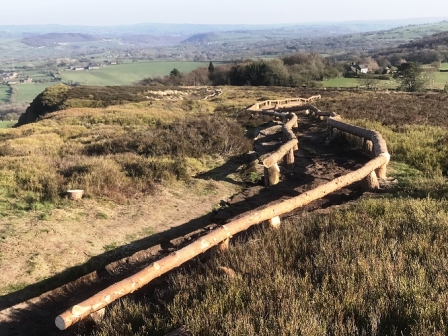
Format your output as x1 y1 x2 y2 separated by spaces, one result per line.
4 84 448 334
89 88 448 335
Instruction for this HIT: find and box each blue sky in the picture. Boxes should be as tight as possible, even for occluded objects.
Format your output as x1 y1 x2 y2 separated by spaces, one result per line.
3 0 448 25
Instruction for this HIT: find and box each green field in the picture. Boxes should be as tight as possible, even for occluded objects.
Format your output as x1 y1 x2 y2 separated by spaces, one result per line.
322 77 398 89
0 120 17 128
0 85 9 102
440 63 448 71
430 72 448 89
59 61 214 86
14 83 55 103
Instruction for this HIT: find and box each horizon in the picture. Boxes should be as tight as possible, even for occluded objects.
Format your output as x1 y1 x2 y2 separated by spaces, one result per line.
3 0 448 26
0 16 447 28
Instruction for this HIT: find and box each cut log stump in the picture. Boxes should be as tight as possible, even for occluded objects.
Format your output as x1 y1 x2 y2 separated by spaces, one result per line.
66 190 84 200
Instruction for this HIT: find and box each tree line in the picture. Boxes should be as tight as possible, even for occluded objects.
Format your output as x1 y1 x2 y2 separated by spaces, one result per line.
140 53 342 87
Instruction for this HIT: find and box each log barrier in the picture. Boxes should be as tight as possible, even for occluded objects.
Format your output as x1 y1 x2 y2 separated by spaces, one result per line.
55 95 390 330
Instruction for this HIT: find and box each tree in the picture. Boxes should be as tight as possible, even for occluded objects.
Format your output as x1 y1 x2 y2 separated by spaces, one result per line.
170 68 181 78
208 62 215 73
393 62 425 92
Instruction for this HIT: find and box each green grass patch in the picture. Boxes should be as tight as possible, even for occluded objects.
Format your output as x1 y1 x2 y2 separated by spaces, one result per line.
14 83 55 103
59 61 213 86
0 84 10 102
439 63 448 71
0 120 17 128
322 77 398 89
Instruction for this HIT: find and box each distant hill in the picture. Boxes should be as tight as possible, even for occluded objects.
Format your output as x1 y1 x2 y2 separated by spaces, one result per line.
364 29 448 64
398 31 448 49
119 34 183 46
21 33 100 47
182 33 219 43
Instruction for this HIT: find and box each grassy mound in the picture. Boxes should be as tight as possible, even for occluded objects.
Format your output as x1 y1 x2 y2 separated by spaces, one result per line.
1 93 253 213
16 85 218 126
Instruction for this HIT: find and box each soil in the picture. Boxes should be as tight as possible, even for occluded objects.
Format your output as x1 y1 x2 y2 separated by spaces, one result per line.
0 113 387 336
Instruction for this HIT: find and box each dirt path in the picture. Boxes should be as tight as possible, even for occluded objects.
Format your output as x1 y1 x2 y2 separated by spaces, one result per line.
0 114 373 336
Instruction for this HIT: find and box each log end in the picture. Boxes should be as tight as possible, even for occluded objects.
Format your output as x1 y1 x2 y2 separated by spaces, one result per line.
55 316 67 330
268 216 281 229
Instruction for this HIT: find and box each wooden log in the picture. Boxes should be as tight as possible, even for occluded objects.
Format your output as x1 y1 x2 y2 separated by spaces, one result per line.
56 154 389 331
263 139 298 168
55 155 388 330
363 170 379 191
264 164 280 187
269 216 281 229
327 118 389 156
284 149 294 167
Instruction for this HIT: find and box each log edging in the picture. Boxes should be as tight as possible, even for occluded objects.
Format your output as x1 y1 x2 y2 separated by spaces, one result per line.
55 155 388 330
55 95 391 330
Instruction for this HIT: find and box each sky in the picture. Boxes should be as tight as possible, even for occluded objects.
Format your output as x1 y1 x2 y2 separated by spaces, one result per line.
2 0 448 26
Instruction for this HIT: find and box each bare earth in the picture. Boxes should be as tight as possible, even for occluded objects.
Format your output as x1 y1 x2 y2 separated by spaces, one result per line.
1 114 379 336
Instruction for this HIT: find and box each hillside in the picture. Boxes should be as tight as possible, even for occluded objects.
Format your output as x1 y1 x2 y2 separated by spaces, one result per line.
21 33 100 47
2 86 448 335
369 29 448 62
16 85 215 125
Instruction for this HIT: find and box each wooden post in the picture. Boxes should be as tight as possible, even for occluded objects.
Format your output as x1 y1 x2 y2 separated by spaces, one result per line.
284 149 294 167
363 170 379 191
268 216 281 229
218 238 230 251
264 164 280 187
362 138 373 154
375 163 388 179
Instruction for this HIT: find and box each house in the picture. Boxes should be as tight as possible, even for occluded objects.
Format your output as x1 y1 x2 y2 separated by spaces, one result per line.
350 64 369 74
20 78 33 83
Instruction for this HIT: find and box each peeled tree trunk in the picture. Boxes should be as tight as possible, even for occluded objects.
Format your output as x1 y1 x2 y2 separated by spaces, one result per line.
55 154 389 330
327 117 390 178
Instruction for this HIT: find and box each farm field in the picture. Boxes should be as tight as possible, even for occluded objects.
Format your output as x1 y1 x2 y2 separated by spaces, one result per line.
0 120 16 128
13 83 55 103
432 71 448 89
322 77 398 89
59 61 215 86
0 85 9 102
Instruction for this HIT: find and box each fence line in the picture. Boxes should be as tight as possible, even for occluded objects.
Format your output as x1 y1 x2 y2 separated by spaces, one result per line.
55 95 390 330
